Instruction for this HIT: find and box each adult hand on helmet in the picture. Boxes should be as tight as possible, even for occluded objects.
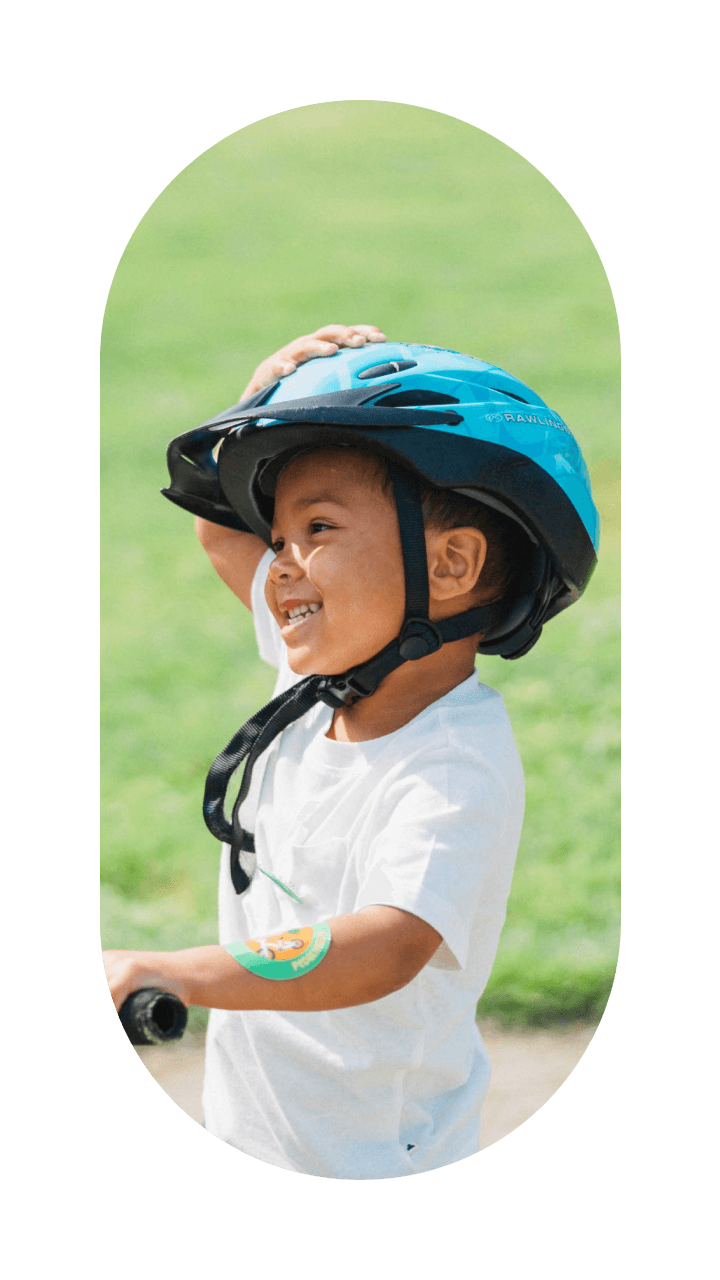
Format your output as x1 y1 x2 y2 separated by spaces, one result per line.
239 324 387 400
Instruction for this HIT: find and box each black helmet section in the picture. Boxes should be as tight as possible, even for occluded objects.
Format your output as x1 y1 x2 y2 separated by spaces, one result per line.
476 542 559 658
160 382 283 531
219 383 464 431
161 380 461 532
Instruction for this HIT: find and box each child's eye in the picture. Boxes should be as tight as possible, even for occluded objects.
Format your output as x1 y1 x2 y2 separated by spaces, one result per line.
271 537 285 553
310 521 332 534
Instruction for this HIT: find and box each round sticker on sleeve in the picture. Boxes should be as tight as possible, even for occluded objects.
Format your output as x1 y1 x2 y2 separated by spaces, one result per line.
225 922 331 980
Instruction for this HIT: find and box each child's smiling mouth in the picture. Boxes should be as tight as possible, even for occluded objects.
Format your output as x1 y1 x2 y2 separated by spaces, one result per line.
280 601 323 632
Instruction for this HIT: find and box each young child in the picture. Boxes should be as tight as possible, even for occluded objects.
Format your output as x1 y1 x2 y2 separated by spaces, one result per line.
105 324 599 1179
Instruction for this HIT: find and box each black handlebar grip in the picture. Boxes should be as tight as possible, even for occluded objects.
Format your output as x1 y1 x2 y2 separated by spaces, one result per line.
118 988 188 1045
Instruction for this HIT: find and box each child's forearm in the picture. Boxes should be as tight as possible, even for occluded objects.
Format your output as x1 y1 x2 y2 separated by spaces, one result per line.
195 517 267 609
104 907 441 1014
106 940 392 1014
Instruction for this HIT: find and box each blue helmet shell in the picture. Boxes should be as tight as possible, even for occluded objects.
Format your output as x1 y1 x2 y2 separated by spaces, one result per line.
261 342 599 555
158 339 602 651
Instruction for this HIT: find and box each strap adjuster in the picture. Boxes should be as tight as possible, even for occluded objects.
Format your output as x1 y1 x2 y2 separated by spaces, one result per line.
398 618 443 661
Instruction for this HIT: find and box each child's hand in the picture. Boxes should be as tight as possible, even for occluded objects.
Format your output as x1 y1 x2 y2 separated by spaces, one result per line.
239 324 387 400
104 949 150 1011
103 949 188 1012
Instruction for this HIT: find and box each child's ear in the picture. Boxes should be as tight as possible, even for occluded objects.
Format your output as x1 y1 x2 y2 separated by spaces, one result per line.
427 527 487 601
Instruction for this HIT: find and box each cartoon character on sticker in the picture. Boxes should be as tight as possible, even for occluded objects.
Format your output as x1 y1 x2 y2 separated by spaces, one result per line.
247 928 313 961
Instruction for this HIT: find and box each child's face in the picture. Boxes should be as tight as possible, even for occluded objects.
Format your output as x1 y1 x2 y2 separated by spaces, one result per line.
266 448 406 675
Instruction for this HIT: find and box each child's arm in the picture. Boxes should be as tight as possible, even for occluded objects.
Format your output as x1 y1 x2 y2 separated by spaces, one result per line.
194 521 267 612
104 904 439 1014
196 323 386 610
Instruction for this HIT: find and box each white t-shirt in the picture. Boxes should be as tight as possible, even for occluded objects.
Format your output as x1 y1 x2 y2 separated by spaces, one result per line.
202 550 524 1178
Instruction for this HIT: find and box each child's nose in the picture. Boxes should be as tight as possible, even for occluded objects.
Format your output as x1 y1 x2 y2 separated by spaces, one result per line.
270 545 303 580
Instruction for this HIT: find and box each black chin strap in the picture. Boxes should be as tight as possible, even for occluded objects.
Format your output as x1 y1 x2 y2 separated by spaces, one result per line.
202 466 507 894
203 675 325 894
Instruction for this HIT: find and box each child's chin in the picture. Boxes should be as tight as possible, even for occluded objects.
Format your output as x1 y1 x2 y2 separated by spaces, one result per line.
285 648 323 676
285 646 347 678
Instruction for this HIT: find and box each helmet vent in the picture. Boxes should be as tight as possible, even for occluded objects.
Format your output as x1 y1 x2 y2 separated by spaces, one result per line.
489 386 528 404
357 360 417 380
373 389 460 408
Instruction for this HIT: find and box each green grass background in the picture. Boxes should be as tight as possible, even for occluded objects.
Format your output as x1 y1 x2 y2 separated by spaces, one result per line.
101 101 619 1026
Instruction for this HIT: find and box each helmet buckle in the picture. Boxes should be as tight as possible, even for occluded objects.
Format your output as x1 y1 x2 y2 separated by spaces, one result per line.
316 673 371 708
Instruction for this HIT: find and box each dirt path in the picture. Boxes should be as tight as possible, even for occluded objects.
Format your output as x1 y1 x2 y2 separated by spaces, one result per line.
136 1019 598 1151
477 1021 597 1148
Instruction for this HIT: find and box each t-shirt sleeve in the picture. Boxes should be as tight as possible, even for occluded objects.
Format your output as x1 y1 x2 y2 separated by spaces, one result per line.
249 547 303 697
354 751 511 970
251 547 284 669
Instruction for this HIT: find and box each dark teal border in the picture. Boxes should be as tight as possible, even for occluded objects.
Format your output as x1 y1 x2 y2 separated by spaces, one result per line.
7 0 702 1274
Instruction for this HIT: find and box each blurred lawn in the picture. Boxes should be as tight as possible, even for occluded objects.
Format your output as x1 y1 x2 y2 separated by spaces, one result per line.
101 101 619 1025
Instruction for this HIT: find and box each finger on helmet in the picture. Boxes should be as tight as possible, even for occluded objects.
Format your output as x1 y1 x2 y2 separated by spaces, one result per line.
240 359 281 398
292 339 339 363
310 324 351 341
348 325 387 341
310 325 372 346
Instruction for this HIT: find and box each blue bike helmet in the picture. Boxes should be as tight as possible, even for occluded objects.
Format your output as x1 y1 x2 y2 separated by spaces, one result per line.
163 342 600 891
164 342 598 667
